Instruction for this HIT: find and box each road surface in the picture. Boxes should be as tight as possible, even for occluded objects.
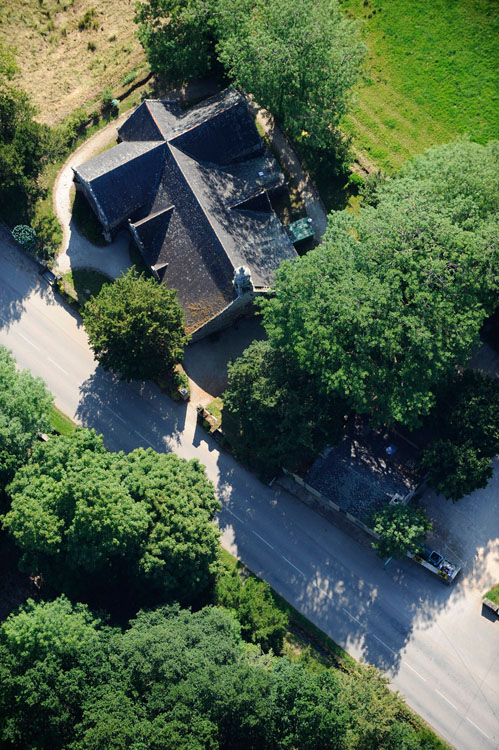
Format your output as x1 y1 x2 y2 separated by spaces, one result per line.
1 235 498 750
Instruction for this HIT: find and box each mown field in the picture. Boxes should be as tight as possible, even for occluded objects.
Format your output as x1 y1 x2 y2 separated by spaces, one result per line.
0 0 148 124
342 0 499 171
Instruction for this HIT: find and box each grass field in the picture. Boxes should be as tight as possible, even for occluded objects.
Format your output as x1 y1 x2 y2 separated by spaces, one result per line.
484 584 499 605
0 0 148 124
50 406 77 436
342 0 499 171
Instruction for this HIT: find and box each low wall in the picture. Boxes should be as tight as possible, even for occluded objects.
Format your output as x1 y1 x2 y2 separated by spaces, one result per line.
281 468 380 540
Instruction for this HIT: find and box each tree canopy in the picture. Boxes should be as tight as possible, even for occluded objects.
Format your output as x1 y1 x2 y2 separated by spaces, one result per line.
371 504 433 560
2 429 220 611
134 0 364 158
223 339 345 474
0 345 53 497
215 0 365 152
261 139 499 428
134 0 214 84
419 370 499 500
0 42 53 226
82 269 188 381
0 597 443 750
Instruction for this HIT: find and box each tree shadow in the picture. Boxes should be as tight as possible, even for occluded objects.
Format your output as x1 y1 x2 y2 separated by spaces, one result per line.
214 449 495 679
0 225 57 328
75 367 188 453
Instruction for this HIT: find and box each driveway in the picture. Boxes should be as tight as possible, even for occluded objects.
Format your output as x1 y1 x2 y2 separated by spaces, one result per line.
52 113 133 279
1 236 498 750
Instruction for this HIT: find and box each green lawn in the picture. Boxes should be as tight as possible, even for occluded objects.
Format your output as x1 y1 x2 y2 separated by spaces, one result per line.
484 584 499 605
50 406 77 436
63 268 113 305
342 0 498 171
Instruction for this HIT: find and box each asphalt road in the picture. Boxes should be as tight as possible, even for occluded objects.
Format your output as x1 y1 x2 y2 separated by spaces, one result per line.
1 236 498 750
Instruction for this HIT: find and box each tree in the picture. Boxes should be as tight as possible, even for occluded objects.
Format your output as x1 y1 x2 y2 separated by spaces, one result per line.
82 268 188 381
0 46 53 226
134 0 214 84
419 370 499 500
223 339 345 474
2 429 220 611
261 139 499 428
371 504 433 560
0 345 52 496
420 440 493 503
217 564 288 652
0 597 109 750
215 0 365 153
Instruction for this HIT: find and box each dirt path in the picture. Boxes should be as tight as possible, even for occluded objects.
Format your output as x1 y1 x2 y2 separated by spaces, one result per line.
246 96 329 239
52 111 133 279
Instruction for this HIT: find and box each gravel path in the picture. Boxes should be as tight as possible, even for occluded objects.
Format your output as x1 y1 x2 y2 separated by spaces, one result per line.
52 112 133 279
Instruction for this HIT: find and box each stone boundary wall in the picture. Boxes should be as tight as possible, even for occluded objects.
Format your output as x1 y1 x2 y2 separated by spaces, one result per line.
281 468 380 540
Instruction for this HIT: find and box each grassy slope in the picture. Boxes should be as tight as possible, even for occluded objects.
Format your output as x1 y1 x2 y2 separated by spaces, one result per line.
0 0 148 124
342 0 499 170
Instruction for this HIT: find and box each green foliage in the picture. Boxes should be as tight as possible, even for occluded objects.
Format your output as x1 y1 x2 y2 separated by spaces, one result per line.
223 339 345 474
0 597 447 750
261 139 499 428
371 504 433 559
419 370 499 500
82 268 188 381
100 86 114 110
0 346 53 496
78 8 98 31
420 441 493 503
2 429 220 611
11 224 36 250
0 76 54 226
217 565 288 653
484 584 499 607
134 0 214 84
215 0 364 154
0 597 108 750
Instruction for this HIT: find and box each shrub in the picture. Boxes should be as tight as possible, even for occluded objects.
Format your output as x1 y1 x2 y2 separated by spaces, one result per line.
100 86 114 110
121 70 137 86
371 504 433 559
348 172 364 194
87 40 96 52
420 440 493 502
12 225 36 251
78 8 98 31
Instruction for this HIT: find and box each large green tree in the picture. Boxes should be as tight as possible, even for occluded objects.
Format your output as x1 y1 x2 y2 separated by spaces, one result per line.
215 0 365 153
134 0 214 84
419 370 499 500
2 429 220 611
223 339 345 474
82 268 188 381
371 504 433 560
0 43 53 226
0 597 109 750
0 346 52 496
0 598 444 750
261 139 499 428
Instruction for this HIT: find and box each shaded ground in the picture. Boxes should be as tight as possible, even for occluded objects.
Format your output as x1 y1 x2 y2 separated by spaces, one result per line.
183 316 266 405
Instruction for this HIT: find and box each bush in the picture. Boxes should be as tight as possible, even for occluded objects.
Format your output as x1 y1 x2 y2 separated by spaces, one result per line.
63 108 88 146
371 504 433 559
217 564 288 653
100 87 115 111
347 172 364 194
11 224 36 251
78 8 98 31
121 70 137 86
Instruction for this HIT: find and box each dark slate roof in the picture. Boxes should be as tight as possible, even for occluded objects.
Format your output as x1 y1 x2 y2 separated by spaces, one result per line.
304 433 418 522
75 141 166 227
74 89 297 332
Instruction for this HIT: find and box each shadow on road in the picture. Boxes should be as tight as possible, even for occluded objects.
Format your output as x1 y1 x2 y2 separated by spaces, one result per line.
0 225 59 328
215 450 494 678
76 367 188 452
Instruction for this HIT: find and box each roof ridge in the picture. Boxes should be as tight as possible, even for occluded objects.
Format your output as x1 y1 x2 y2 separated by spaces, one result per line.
132 204 174 228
